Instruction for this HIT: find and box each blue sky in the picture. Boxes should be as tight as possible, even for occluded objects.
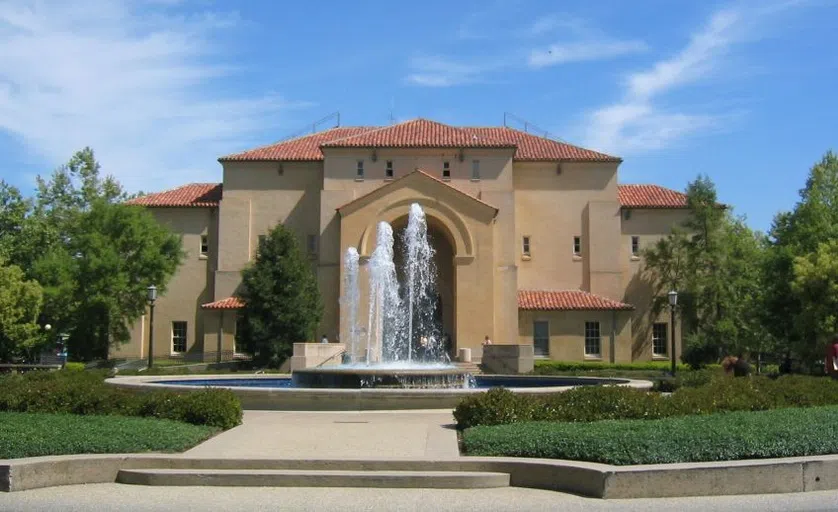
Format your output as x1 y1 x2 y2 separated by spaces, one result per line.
0 0 835 233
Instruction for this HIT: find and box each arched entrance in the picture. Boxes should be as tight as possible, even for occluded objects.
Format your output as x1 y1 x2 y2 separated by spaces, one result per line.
391 214 457 359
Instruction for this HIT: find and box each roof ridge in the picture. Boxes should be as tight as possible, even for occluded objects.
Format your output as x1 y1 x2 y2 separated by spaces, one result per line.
321 118 512 148
219 126 375 161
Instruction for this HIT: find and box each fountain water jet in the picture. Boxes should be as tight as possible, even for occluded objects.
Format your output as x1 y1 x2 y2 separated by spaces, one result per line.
306 203 468 388
340 247 360 362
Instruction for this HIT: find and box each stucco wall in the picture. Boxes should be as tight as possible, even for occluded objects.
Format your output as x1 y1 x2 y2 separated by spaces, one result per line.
513 161 620 293
114 207 216 360
518 309 632 363
621 208 691 360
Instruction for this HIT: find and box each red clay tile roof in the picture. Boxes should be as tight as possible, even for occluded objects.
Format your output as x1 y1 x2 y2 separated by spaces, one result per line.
321 119 514 149
219 127 375 161
518 290 634 311
463 127 619 162
617 184 688 209
125 183 222 208
219 119 619 162
335 168 498 213
201 297 244 310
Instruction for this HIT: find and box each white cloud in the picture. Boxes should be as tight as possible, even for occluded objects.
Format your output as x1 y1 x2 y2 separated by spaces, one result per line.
405 55 502 87
0 0 309 192
581 4 797 156
528 40 648 68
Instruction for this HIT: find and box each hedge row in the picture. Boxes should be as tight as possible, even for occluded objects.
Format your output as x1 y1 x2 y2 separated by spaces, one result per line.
0 370 242 430
532 360 692 374
461 406 838 464
0 411 217 459
454 374 838 429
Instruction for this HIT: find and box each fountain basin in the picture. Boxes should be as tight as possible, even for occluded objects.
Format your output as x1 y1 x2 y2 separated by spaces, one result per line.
291 366 472 389
106 374 654 411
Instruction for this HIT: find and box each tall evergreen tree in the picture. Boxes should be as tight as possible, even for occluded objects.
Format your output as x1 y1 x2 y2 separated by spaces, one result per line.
237 223 323 368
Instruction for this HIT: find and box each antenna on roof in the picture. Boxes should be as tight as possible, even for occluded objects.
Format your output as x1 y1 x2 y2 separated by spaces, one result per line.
275 112 341 142
389 98 396 125
503 112 567 143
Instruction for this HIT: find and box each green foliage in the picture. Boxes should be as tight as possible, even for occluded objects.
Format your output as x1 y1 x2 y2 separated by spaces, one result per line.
0 411 216 459
532 360 689 373
237 223 323 368
0 148 184 362
0 260 45 361
642 175 768 363
461 406 838 465
454 374 838 429
63 362 85 371
0 370 242 429
764 151 838 364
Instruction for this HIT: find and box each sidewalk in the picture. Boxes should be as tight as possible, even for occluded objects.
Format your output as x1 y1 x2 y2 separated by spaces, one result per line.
183 410 459 459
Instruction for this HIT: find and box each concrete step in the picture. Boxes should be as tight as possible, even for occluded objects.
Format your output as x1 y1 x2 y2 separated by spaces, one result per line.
116 469 510 489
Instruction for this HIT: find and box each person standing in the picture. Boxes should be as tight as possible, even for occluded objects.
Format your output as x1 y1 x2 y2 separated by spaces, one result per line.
321 334 329 344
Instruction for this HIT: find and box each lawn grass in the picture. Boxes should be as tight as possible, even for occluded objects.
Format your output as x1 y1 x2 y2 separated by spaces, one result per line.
0 412 219 459
461 405 838 465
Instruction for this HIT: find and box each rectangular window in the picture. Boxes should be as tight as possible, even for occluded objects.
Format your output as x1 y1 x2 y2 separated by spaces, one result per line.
631 236 640 256
442 161 451 179
471 160 480 180
653 323 668 357
533 320 549 357
172 321 187 354
200 235 209 257
385 160 393 178
522 236 531 257
584 321 601 357
306 234 318 256
356 160 364 179
573 236 582 256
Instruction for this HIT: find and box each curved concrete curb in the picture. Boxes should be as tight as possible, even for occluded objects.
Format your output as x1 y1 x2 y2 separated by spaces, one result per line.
105 374 653 411
3 453 838 499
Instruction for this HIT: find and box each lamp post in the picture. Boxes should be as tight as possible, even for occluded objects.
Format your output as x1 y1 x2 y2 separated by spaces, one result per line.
668 290 678 375
147 285 157 369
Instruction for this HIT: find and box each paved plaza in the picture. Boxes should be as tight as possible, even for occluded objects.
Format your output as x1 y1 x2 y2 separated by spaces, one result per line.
182 410 460 459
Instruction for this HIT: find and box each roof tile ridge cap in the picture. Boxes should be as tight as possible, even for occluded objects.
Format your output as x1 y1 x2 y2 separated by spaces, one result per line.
219 126 354 159
319 119 419 146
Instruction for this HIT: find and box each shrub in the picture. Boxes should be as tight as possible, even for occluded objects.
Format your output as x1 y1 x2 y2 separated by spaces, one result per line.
0 369 242 429
454 388 539 429
63 362 85 371
455 374 838 429
461 406 838 465
532 360 690 374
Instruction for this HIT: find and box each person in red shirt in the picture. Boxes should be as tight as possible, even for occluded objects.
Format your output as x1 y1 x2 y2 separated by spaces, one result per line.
825 336 838 377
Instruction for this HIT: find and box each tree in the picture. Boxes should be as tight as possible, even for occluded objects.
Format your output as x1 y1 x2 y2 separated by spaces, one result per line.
792 240 838 344
764 151 838 366
237 223 322 368
643 174 768 367
0 148 183 361
0 260 44 362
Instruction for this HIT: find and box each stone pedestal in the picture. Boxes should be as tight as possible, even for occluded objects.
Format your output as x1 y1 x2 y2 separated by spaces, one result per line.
481 344 534 374
457 348 472 363
290 343 347 372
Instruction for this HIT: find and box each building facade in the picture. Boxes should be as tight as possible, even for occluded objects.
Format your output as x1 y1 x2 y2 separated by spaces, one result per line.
115 118 690 364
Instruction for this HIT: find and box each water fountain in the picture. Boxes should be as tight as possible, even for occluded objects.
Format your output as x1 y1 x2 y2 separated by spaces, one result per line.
292 203 471 389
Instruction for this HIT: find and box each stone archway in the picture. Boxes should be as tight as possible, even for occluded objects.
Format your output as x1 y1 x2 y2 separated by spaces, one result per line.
390 214 457 358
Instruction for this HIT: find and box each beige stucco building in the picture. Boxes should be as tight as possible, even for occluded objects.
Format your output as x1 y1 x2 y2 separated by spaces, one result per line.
116 118 690 364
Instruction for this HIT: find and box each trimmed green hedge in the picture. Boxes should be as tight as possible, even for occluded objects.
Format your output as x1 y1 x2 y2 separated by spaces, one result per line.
462 406 838 464
0 369 242 430
454 374 838 429
532 360 691 374
0 411 217 459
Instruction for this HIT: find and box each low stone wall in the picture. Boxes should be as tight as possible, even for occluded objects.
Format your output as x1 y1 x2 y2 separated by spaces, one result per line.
4 453 838 498
480 345 534 374
289 343 346 371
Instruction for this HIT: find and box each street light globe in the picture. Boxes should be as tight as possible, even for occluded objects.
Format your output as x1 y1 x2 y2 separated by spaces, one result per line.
668 290 678 307
44 324 52 331
147 284 158 303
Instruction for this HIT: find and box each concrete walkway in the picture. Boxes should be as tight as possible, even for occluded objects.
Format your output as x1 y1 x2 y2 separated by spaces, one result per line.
3 483 838 511
183 410 459 459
